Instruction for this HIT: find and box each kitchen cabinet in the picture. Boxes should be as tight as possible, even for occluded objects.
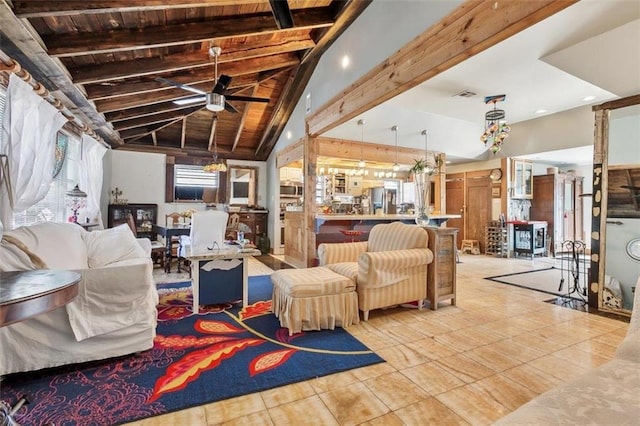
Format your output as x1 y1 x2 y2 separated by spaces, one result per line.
333 173 346 194
108 204 157 239
347 176 363 196
530 173 584 255
280 166 303 182
512 159 533 199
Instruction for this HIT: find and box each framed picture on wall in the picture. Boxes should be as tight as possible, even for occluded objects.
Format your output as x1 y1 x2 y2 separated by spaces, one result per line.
607 165 640 218
491 186 501 198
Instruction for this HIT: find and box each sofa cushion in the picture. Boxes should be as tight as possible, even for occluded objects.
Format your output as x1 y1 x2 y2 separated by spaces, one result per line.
4 222 89 269
84 224 148 268
325 262 359 283
271 267 356 297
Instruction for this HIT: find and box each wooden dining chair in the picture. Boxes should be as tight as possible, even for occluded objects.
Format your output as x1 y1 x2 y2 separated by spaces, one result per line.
165 212 185 272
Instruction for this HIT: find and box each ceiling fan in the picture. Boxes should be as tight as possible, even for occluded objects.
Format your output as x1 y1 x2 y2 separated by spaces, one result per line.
156 47 269 113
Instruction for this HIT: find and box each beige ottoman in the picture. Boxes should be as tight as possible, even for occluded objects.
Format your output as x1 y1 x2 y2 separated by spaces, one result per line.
271 267 359 335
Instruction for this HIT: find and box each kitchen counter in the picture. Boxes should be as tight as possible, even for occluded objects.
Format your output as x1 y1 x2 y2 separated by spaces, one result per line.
315 213 461 230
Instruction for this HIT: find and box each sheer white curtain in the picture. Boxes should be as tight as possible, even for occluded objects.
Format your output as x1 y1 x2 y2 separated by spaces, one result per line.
0 74 66 230
79 134 107 228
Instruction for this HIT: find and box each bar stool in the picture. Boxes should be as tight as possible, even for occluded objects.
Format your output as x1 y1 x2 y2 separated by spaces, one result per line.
340 229 365 242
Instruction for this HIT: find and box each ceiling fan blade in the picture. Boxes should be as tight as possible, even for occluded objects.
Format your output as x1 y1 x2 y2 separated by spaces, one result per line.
224 101 239 114
269 0 294 29
225 94 270 103
155 77 207 95
212 74 233 95
173 95 207 106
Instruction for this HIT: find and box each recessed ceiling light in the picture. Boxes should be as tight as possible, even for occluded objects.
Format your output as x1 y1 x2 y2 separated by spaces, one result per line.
535 109 547 114
286 131 292 139
341 55 350 69
583 95 596 101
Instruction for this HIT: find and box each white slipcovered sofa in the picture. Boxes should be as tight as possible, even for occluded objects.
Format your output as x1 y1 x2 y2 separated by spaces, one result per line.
494 276 640 425
0 222 158 375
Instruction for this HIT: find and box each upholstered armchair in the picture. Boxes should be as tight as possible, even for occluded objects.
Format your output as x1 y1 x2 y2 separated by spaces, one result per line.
317 222 433 321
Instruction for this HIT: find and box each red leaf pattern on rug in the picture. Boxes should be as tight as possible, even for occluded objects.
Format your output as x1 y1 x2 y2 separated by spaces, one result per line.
154 334 236 349
149 338 263 402
195 319 245 334
249 349 296 377
239 300 272 320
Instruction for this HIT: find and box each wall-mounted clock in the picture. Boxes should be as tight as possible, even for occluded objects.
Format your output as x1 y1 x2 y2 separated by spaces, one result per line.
626 238 640 262
489 168 503 181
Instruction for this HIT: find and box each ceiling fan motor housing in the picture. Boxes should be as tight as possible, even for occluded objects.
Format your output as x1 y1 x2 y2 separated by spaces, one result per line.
206 93 225 111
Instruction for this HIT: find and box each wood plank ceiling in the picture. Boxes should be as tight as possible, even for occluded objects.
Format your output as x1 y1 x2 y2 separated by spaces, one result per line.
0 0 370 161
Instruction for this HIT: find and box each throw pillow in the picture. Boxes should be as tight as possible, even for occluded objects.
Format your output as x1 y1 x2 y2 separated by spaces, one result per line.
85 224 148 268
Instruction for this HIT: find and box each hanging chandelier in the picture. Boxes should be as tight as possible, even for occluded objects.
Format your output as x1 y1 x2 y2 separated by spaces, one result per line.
203 116 227 172
480 94 510 154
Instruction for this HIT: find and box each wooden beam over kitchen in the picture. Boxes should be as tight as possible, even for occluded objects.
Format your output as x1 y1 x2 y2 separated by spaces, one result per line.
307 0 579 137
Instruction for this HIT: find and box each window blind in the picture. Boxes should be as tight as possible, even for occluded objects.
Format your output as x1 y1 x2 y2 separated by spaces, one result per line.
174 164 219 188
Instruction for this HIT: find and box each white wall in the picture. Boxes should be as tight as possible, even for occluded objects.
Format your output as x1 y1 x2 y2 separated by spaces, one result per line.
105 150 268 230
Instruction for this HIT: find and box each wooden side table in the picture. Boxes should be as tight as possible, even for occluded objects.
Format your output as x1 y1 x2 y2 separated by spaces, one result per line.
424 227 458 310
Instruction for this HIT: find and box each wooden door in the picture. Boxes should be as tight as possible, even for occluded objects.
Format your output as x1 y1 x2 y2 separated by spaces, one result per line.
466 176 492 253
446 174 465 248
530 175 557 252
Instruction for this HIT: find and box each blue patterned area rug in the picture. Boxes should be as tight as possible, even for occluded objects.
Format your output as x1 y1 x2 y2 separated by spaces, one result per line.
1 276 382 425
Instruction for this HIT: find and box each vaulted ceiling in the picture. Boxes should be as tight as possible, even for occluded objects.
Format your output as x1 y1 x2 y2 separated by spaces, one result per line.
0 0 369 161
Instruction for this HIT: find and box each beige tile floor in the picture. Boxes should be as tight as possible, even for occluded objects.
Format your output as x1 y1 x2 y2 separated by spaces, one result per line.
130 253 630 425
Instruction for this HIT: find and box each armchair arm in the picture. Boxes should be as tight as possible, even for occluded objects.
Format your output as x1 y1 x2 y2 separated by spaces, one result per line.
318 241 368 265
358 248 433 289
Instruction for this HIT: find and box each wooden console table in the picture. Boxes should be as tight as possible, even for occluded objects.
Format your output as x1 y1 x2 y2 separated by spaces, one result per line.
0 270 81 327
424 227 458 310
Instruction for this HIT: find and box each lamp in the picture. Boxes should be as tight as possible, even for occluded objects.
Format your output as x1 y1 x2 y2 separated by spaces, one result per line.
357 119 366 168
391 125 400 172
481 94 510 154
66 184 87 223
204 116 227 172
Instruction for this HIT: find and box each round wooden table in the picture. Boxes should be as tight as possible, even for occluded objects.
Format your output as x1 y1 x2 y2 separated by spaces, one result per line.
0 269 81 327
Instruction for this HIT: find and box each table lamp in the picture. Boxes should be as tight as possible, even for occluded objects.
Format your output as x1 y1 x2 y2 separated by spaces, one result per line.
65 184 87 223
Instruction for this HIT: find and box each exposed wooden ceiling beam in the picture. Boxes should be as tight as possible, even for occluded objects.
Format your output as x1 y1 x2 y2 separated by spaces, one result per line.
207 116 218 152
84 53 299 100
45 8 333 57
255 0 372 159
119 142 257 160
113 106 203 131
269 0 294 30
95 86 210 113
307 0 579 137
105 101 203 123
151 131 157 146
71 42 310 84
121 117 186 142
13 1 266 17
231 85 260 152
0 2 122 146
180 117 187 149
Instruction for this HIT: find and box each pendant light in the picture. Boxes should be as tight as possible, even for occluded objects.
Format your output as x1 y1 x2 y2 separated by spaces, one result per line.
421 129 435 175
391 125 400 172
357 119 366 168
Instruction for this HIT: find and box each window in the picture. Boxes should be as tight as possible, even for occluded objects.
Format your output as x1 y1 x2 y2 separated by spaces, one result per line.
174 164 219 201
12 132 81 227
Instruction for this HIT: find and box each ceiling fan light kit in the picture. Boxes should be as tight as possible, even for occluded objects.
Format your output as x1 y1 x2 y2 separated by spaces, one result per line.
206 93 225 112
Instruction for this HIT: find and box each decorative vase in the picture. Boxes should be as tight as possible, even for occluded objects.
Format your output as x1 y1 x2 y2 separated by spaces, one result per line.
414 171 431 227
